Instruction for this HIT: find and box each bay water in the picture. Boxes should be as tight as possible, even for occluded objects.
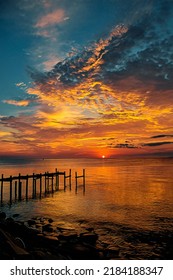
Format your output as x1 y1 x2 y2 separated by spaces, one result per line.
0 157 173 259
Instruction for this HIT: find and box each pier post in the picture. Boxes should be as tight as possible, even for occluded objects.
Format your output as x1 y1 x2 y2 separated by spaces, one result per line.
32 173 35 198
55 168 59 190
47 172 49 193
1 174 3 203
75 172 77 193
18 173 22 201
10 176 12 204
44 172 47 194
15 181 17 200
69 169 72 191
18 182 22 201
26 175 28 200
57 173 59 190
34 179 37 197
40 174 42 198
51 175 54 193
64 172 66 191
83 169 85 193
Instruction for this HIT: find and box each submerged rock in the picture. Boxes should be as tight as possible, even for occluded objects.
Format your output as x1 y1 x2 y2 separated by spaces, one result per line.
5 217 14 223
79 232 98 244
58 231 78 241
86 227 94 232
27 219 36 226
13 214 20 218
0 212 6 220
42 224 53 232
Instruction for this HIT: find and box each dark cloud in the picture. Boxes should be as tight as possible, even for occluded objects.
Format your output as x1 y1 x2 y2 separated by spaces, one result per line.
110 143 138 149
151 134 173 139
143 141 173 147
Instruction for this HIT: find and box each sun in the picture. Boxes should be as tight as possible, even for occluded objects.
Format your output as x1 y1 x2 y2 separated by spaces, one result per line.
102 155 105 158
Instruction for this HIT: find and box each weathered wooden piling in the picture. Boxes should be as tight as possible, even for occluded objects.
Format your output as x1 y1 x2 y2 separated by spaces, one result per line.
44 172 47 194
69 169 71 191
32 173 35 198
18 182 22 201
39 174 42 198
51 174 54 193
55 168 59 190
46 172 49 193
34 179 37 198
15 181 17 200
83 169 85 193
64 172 66 191
75 171 78 193
26 175 28 200
18 173 21 201
10 176 12 204
1 174 3 204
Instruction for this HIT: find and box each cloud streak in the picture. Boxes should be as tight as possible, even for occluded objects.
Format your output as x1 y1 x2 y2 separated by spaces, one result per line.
151 134 173 139
3 100 31 107
143 142 173 147
35 9 66 28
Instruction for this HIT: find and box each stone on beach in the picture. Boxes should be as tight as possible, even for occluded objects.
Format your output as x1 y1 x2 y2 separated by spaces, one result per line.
0 211 6 220
27 219 37 226
79 232 98 244
42 224 54 233
58 231 78 241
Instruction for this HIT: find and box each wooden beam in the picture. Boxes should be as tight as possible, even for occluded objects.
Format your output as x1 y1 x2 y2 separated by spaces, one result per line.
1 174 3 203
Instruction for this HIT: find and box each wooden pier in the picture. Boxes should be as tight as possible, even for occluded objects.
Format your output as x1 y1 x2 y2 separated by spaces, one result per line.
0 168 86 205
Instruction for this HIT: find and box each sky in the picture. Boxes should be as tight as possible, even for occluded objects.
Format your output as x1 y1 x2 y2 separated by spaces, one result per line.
0 0 173 159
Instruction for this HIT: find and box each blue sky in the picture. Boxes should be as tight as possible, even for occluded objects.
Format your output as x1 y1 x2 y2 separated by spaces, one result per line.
0 0 173 158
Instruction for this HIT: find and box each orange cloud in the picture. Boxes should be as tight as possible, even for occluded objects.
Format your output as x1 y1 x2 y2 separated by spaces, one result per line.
3 100 30 107
78 24 128 74
35 9 65 28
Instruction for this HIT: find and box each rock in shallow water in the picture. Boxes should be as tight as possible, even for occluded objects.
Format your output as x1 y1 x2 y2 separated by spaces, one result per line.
58 231 78 241
0 212 6 220
42 224 54 232
27 219 36 226
79 232 98 244
13 214 20 218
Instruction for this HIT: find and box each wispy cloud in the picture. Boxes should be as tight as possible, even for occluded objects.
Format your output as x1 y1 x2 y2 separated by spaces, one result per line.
110 143 138 149
143 142 173 147
151 134 173 139
3 100 31 107
35 9 66 28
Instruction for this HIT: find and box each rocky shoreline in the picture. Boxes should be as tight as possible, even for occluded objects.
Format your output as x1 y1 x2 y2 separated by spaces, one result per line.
0 211 173 260
0 211 120 260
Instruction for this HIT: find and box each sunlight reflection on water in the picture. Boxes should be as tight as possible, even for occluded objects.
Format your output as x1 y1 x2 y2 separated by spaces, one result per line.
1 157 173 233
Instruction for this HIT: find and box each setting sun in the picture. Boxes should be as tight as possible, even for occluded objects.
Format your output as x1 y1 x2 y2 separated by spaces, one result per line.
102 155 105 158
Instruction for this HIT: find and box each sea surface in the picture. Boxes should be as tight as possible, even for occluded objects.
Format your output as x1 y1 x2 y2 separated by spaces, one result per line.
0 157 173 259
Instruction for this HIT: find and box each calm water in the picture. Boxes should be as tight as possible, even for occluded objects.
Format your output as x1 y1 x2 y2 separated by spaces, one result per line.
0 157 173 258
